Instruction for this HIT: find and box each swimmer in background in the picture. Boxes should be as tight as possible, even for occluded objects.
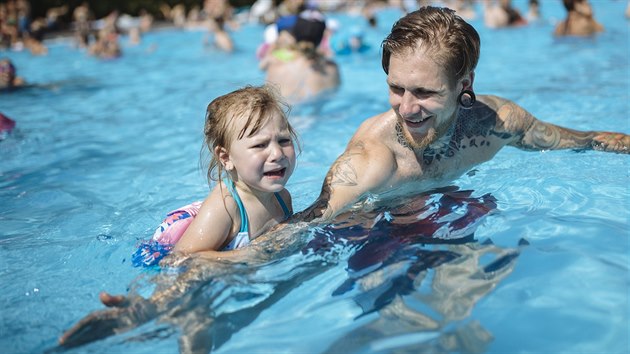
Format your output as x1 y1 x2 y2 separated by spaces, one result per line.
0 58 25 91
483 0 527 29
23 17 47 55
329 26 371 56
554 0 604 37
73 2 93 48
526 0 541 23
201 0 238 52
88 27 121 59
204 16 234 52
260 10 340 104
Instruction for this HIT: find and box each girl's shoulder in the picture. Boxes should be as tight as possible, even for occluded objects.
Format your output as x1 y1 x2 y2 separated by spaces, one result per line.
206 181 241 220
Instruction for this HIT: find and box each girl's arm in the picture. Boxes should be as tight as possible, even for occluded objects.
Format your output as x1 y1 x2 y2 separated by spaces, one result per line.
172 184 237 253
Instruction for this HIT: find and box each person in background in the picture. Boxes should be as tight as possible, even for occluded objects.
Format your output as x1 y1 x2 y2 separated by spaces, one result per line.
277 0 306 18
88 27 121 59
0 58 24 91
23 17 47 55
73 2 93 48
261 10 340 104
526 0 540 22
444 0 477 20
44 4 68 32
204 16 233 52
483 0 526 28
202 0 237 52
554 0 604 36
329 25 371 56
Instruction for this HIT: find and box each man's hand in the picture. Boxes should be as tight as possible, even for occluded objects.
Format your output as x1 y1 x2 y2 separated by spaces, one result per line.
592 132 630 153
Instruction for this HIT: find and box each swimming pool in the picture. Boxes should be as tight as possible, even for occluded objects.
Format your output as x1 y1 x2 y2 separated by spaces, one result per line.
1 0 628 353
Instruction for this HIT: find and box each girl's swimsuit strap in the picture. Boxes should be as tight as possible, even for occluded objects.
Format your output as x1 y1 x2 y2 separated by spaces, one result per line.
274 192 291 218
223 178 249 233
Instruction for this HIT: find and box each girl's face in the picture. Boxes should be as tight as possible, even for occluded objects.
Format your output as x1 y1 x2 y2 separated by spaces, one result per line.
225 112 296 194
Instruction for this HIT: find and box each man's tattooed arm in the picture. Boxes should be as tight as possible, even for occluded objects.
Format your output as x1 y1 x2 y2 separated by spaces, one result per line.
495 98 630 154
520 120 630 153
297 144 364 222
297 140 396 222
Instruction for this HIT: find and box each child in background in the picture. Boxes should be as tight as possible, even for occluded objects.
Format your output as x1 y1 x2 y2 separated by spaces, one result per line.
133 85 299 266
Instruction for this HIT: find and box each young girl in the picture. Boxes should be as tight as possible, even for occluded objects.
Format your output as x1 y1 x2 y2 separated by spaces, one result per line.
133 85 299 266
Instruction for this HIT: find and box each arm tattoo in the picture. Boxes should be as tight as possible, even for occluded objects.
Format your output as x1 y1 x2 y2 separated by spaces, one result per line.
329 148 360 187
516 116 630 153
519 121 595 151
298 143 365 222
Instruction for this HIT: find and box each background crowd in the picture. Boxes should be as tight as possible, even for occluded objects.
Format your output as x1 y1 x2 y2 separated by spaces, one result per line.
1 0 627 131
1 0 620 57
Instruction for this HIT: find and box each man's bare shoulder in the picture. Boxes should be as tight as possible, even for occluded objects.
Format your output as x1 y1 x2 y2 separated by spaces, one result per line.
353 109 396 141
345 110 398 177
475 94 533 133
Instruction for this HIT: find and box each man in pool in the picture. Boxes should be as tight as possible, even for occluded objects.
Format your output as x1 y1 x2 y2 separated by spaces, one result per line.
295 5 629 222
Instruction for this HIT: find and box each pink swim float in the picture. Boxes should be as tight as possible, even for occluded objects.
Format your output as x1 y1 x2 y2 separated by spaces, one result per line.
132 201 201 267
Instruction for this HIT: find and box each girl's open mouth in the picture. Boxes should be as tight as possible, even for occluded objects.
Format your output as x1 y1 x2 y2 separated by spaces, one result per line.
264 168 286 178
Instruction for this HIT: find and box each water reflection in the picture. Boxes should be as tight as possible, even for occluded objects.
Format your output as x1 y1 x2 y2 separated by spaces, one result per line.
57 187 521 353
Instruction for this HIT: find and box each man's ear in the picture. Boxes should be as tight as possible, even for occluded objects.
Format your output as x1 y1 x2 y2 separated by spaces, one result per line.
215 146 233 171
461 71 475 91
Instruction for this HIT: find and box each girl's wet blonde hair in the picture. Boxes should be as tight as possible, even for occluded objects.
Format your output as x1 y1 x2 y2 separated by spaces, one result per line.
203 84 300 184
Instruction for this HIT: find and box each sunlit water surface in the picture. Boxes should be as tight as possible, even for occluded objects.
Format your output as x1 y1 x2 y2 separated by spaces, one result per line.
1 1 628 353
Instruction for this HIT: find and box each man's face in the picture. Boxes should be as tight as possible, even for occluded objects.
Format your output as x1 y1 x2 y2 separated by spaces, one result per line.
386 48 460 149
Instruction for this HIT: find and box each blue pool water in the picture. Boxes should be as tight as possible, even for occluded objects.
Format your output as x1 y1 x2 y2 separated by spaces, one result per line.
1 1 628 353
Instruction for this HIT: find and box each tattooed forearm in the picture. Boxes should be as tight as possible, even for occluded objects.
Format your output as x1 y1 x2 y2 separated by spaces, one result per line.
519 121 595 151
296 197 329 222
518 121 630 154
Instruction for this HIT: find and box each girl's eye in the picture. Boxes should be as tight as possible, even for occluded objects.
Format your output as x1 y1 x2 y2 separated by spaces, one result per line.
279 138 292 145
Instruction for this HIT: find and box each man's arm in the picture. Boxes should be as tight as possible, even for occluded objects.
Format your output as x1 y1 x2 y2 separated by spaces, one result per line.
494 98 630 153
297 139 396 222
519 120 629 153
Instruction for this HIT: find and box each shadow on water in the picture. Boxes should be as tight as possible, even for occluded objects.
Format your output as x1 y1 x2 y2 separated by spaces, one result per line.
53 187 523 353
